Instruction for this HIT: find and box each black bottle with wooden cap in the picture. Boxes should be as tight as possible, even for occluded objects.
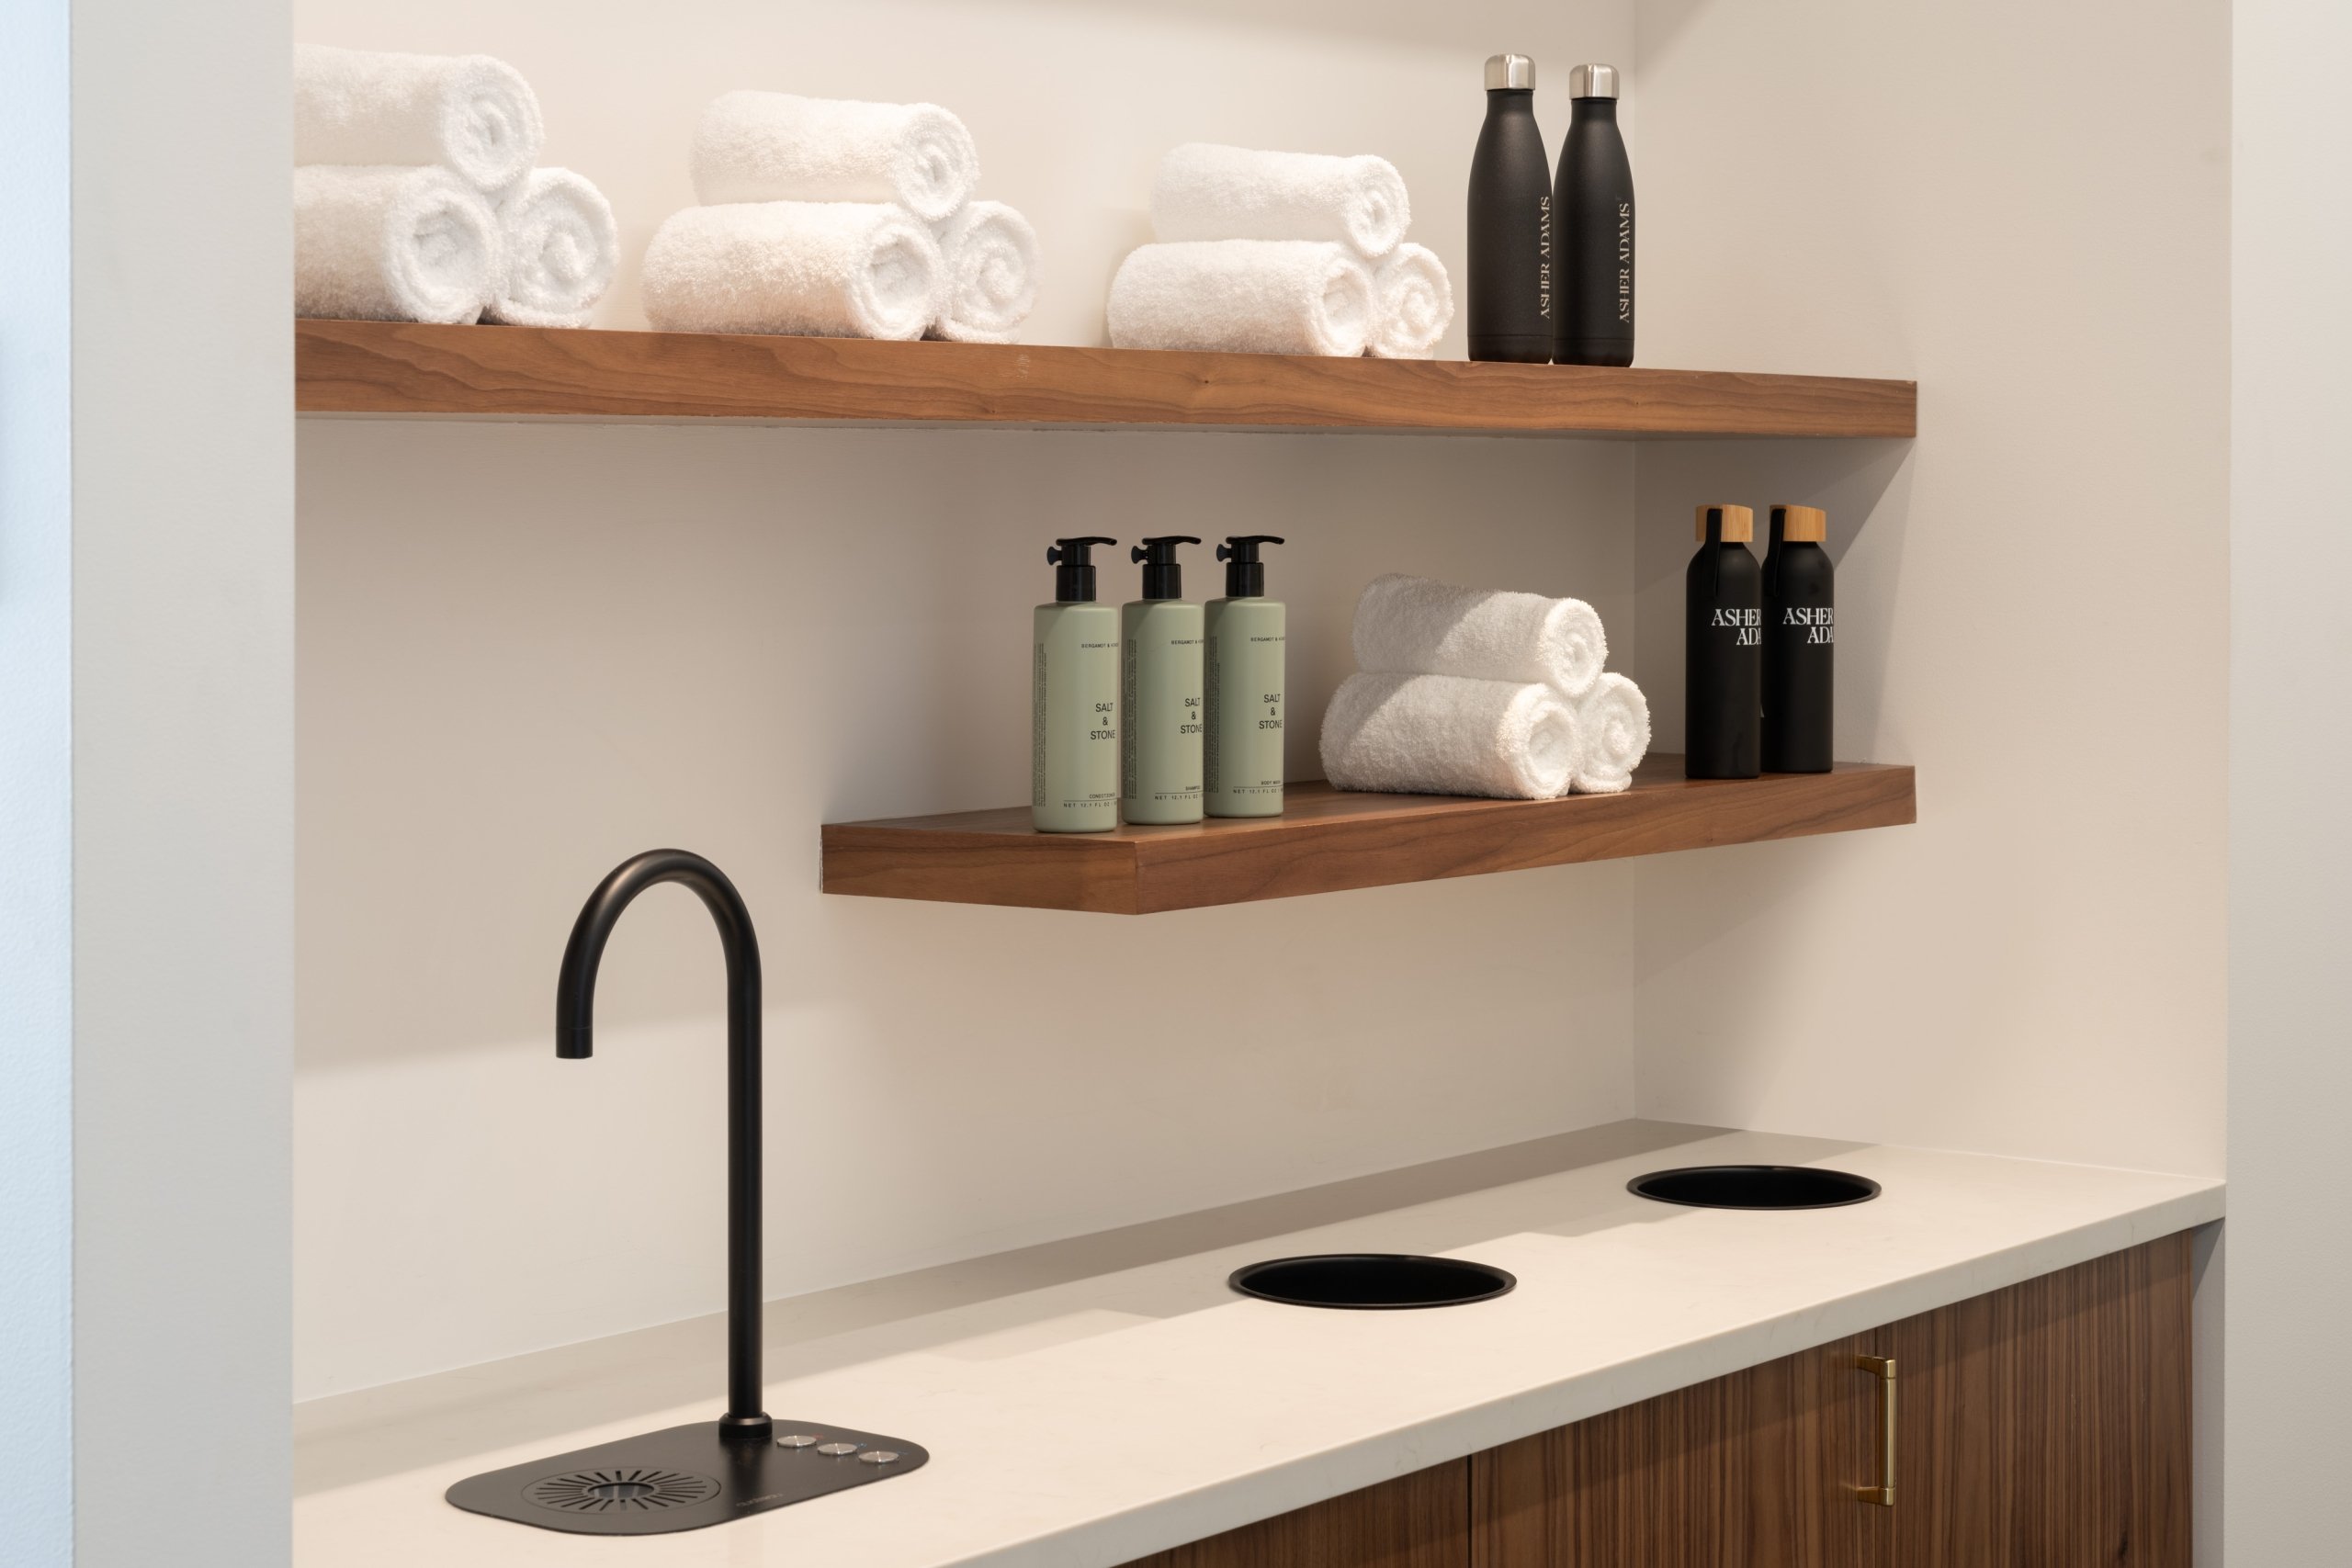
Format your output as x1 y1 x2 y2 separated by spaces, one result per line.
1467 52 1554 363
1686 503 1760 778
1554 62 1634 367
1762 504 1835 773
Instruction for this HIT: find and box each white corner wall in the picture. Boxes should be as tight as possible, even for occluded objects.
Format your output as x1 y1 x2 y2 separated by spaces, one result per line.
2227 0 2352 1557
0 4 77 1560
289 0 1646 1398
11 1 296 1565
1623 0 2229 1178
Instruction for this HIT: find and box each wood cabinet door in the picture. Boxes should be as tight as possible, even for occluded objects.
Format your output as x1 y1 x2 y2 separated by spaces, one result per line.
1889 1232 2194 1568
1115 1461 1470 1568
1471 1332 1895 1568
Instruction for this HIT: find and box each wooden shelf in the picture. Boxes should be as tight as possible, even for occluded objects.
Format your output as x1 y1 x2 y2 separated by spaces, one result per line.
295 320 1917 437
821 759 1915 914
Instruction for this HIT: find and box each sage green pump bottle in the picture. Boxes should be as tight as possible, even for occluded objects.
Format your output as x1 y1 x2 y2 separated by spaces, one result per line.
1204 536 1286 818
1033 537 1121 833
1122 536 1205 824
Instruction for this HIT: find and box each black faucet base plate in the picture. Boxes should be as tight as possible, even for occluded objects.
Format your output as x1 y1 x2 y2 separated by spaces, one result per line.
447 1418 929 1535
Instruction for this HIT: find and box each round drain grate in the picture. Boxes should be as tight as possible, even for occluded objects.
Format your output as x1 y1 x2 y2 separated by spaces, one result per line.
526 1467 719 1515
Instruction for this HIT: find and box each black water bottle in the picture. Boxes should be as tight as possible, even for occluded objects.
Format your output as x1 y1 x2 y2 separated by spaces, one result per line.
1467 52 1553 363
1555 62 1634 367
1686 504 1760 778
1762 505 1835 773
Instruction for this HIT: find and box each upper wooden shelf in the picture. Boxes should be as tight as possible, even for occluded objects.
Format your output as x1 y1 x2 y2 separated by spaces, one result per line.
821 759 1915 915
295 320 1917 438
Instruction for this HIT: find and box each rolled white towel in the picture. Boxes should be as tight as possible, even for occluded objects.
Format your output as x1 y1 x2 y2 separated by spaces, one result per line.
483 168 617 329
1371 243 1454 359
692 90 978 224
1321 671 1583 801
1108 241 1374 357
929 200 1038 344
1571 673 1652 795
1351 574 1609 701
294 165 503 324
641 201 943 340
1152 142 1411 258
293 43 543 195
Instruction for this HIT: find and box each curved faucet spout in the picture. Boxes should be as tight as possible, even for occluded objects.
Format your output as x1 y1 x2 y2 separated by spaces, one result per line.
555 849 774 1444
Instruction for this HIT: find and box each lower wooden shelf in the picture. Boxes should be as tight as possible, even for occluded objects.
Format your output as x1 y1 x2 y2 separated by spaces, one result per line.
820 758 1916 915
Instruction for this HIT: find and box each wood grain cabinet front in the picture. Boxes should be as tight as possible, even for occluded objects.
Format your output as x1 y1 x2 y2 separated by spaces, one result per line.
1121 1234 2195 1568
1116 1461 1471 1568
1472 1328 1894 1568
1887 1235 2193 1567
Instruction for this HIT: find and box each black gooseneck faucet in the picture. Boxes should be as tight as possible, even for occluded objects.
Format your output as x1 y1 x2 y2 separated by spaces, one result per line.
555 849 774 1445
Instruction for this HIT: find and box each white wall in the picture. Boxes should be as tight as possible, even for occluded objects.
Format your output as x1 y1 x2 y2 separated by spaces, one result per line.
289 0 1648 1397
0 4 77 1560
9 2 296 1565
2227 0 2352 1557
1623 0 2230 1178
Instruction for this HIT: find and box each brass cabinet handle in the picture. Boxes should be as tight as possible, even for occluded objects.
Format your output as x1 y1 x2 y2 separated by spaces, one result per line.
1856 1355 1896 1506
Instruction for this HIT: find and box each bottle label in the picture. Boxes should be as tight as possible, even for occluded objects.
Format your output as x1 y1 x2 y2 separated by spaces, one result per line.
1616 202 1634 322
1538 195 1553 321
1713 606 1761 647
1781 606 1835 645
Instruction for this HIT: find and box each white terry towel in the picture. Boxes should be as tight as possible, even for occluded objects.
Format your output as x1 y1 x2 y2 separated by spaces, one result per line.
1351 574 1609 701
692 91 978 224
294 44 543 195
1570 673 1651 795
930 200 1038 344
483 168 617 328
294 165 503 324
1371 243 1454 359
1108 241 1374 357
1152 142 1410 258
641 201 944 340
1321 671 1583 801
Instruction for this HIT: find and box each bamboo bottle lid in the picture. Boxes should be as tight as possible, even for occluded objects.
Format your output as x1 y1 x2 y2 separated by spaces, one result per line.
1772 504 1828 542
1694 504 1755 543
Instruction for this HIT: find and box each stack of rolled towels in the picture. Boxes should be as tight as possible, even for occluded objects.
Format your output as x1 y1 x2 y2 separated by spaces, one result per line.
1109 143 1454 359
643 92 1038 344
293 44 617 327
1320 575 1653 800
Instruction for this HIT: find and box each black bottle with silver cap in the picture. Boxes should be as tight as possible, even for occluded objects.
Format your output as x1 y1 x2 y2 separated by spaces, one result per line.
1554 62 1635 367
1467 51 1554 363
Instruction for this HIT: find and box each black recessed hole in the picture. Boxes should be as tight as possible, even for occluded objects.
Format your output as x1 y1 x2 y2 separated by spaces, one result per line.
1229 1253 1516 1310
1628 1165 1881 1211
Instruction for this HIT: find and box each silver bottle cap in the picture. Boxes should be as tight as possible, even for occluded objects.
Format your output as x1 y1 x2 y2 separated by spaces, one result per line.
1569 62 1620 99
1485 53 1534 91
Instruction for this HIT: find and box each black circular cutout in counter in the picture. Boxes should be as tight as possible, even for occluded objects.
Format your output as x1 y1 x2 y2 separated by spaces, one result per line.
1628 1165 1881 1211
1228 1253 1517 1310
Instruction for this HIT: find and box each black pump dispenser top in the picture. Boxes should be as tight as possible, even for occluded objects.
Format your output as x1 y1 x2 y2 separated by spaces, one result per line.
1216 535 1285 598
1132 536 1202 601
1047 536 1118 603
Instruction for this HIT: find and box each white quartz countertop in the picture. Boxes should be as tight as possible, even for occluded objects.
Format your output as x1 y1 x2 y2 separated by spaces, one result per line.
294 1121 2223 1568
